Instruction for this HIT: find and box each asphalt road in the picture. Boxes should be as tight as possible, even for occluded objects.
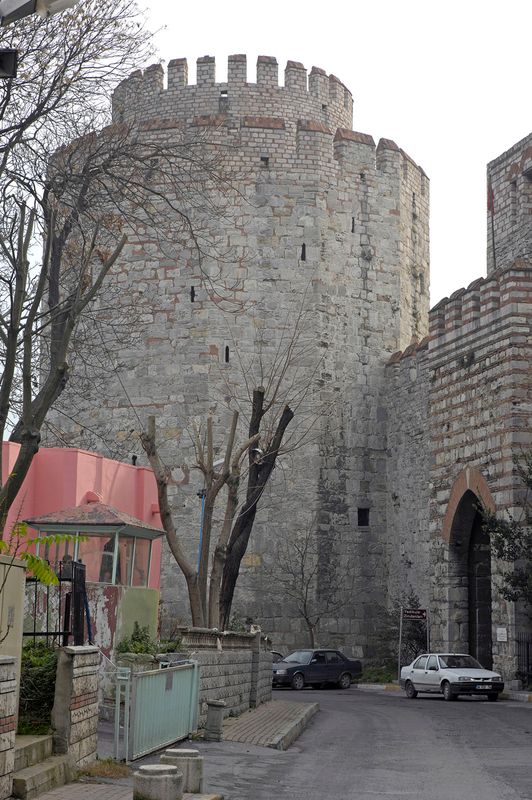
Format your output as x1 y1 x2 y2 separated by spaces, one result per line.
197 687 532 800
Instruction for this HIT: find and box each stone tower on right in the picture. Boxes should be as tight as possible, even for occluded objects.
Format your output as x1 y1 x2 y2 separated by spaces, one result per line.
386 132 532 680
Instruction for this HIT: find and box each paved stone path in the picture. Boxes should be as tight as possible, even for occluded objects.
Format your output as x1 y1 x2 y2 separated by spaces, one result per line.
30 783 220 800
32 699 318 799
222 700 318 749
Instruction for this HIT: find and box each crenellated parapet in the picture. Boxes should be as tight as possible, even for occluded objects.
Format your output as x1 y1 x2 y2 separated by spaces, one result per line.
428 263 532 343
112 54 353 132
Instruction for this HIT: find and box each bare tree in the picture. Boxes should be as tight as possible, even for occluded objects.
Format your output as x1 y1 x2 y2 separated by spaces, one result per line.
266 517 351 647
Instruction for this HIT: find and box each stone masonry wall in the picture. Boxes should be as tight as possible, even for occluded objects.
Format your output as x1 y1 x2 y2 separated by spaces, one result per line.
487 133 532 274
52 646 100 768
0 657 16 800
385 339 431 608
427 263 532 677
185 650 252 726
49 54 429 659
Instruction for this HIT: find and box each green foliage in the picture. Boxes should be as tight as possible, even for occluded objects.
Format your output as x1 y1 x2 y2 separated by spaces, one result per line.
116 622 157 655
483 453 532 609
17 642 58 735
372 589 428 666
157 637 183 654
116 622 182 655
357 663 396 684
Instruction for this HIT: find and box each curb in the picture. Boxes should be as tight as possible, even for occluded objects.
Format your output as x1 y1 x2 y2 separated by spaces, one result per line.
267 702 319 750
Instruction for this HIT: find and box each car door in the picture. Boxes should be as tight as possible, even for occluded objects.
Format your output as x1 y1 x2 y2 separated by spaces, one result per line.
307 650 327 683
424 655 440 691
406 656 428 690
325 650 344 682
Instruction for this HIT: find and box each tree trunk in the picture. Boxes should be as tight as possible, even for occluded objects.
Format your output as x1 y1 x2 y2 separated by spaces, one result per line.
219 401 294 629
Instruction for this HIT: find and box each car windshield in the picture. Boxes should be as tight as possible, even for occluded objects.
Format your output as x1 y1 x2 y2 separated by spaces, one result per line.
283 650 313 664
438 655 483 669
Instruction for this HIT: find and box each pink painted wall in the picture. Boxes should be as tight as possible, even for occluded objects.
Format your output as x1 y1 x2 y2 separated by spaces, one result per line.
2 443 162 589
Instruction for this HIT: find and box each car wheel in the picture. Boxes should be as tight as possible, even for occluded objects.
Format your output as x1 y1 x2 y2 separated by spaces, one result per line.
291 672 305 691
442 681 455 701
338 672 351 690
405 681 418 699
487 692 498 702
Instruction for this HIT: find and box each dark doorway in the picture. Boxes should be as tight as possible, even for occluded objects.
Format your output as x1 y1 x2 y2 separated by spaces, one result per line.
467 510 493 668
448 490 493 667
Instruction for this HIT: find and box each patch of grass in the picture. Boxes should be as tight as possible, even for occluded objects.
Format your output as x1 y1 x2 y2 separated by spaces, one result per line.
79 758 131 779
356 664 397 684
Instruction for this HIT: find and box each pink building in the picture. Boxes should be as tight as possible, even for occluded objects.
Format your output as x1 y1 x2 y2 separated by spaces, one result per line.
2 443 163 656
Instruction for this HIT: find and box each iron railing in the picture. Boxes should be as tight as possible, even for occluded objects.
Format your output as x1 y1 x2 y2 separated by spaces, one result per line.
24 558 87 646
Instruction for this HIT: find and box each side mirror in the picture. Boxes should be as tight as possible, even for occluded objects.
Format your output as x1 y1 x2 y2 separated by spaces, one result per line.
310 658 317 664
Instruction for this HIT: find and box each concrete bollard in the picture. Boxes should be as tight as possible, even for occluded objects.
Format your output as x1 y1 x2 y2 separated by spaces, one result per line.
160 748 204 793
203 699 226 742
133 763 184 800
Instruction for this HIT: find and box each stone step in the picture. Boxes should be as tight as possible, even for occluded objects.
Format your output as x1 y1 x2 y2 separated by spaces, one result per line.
12 755 74 800
14 736 54 772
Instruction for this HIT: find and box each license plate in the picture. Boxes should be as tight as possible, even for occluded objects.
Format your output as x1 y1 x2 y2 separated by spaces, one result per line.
477 684 491 689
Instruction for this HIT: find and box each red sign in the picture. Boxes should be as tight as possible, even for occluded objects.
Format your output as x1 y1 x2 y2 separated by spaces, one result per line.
403 608 427 621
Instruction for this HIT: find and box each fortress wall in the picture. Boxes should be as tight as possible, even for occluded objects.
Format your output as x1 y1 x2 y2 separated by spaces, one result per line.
384 340 431 608
405 264 532 672
487 132 532 274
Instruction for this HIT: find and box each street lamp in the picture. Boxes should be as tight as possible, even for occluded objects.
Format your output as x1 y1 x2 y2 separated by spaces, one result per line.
0 0 80 78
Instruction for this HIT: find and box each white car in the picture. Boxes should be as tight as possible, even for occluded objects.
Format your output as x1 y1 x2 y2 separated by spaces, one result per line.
400 653 504 701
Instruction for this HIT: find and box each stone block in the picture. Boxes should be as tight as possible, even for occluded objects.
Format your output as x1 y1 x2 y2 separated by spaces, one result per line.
160 748 204 793
133 764 183 800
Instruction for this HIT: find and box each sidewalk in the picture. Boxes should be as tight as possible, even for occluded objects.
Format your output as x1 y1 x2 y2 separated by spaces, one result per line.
222 699 319 749
31 698 319 800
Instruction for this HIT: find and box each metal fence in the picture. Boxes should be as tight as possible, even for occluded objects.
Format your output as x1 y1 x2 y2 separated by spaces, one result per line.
114 661 199 761
517 632 532 687
24 558 88 646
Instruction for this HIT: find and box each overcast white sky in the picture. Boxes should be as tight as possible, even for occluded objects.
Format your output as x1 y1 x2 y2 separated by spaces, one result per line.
140 0 531 306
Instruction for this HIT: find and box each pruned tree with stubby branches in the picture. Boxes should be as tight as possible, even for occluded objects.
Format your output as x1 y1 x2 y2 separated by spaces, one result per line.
0 1 240 531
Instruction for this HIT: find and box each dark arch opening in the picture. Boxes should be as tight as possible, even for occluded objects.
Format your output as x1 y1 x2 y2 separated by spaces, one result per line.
448 490 493 668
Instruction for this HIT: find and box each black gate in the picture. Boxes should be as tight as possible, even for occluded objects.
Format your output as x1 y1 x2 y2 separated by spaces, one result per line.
516 632 532 687
24 558 87 646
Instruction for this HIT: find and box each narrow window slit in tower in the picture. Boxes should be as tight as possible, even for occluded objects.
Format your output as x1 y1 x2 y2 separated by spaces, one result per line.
190 286 195 302
357 508 370 527
260 156 269 168
301 243 306 262
224 345 230 363
351 217 355 233
510 180 517 226
322 103 327 112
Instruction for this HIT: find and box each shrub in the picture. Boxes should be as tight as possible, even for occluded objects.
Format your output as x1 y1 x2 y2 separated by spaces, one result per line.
116 622 157 655
17 642 58 734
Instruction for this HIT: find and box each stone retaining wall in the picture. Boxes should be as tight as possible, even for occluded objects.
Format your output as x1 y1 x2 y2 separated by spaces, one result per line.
0 657 16 800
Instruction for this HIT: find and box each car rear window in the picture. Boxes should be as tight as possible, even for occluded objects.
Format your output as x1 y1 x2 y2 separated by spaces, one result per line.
284 650 313 664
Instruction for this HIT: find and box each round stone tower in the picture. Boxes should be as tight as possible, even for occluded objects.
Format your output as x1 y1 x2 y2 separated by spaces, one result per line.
54 55 430 656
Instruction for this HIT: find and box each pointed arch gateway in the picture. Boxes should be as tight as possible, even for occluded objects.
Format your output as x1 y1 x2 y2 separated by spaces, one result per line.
441 467 496 668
